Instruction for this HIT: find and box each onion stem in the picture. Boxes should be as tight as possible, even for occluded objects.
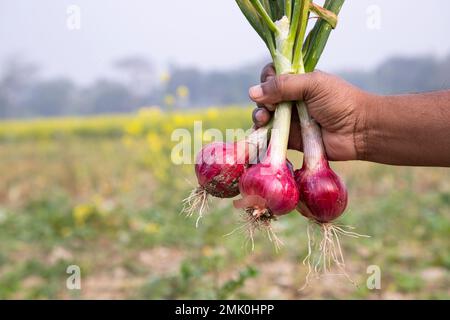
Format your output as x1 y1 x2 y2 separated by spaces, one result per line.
288 0 302 48
285 0 292 21
249 0 280 35
295 60 325 170
297 102 326 169
267 18 295 167
302 0 345 72
292 0 311 73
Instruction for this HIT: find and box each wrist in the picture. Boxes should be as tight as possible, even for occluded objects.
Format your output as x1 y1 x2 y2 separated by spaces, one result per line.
354 91 381 161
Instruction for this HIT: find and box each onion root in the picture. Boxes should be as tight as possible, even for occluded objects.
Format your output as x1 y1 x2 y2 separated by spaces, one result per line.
300 221 370 290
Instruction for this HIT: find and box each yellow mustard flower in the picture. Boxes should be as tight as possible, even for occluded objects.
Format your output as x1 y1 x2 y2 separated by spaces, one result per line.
143 222 160 234
164 95 176 107
73 204 94 226
176 85 190 99
147 132 163 153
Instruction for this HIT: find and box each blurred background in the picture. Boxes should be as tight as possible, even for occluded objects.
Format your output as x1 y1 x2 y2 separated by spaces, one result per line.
0 0 449 299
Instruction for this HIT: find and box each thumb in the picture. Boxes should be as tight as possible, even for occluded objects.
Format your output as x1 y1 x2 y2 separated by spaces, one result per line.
249 71 322 106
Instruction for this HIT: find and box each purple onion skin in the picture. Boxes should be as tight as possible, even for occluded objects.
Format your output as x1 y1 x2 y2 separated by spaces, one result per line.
195 142 246 198
238 161 299 216
294 161 348 223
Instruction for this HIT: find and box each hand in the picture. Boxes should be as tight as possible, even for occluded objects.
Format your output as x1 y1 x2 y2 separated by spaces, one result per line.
250 63 370 161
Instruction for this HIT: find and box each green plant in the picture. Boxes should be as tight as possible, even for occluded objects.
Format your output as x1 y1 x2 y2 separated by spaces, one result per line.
217 266 259 299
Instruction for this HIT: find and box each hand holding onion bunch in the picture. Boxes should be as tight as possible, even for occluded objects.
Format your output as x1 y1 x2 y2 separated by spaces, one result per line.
183 0 368 284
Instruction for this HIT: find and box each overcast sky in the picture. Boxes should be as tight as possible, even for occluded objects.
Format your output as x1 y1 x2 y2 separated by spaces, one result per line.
1 0 449 83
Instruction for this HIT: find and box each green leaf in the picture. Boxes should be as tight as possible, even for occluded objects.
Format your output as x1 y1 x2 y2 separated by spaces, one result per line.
291 0 310 71
269 0 285 21
261 0 273 19
249 0 279 34
236 0 277 56
285 0 292 20
236 0 269 46
303 0 345 72
310 2 338 29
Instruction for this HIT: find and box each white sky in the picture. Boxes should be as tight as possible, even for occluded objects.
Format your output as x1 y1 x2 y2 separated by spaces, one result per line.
1 0 449 83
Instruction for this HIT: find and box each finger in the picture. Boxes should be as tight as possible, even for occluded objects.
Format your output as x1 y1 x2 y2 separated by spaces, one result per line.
249 71 323 105
259 63 276 111
260 63 276 83
252 107 272 128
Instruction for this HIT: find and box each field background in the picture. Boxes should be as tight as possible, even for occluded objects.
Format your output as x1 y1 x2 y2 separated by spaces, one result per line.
0 106 449 299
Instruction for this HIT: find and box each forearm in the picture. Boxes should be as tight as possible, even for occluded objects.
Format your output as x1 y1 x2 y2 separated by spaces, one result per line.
358 90 450 167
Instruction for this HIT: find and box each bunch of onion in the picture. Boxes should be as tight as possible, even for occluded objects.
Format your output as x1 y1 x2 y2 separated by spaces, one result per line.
233 0 337 237
182 123 271 227
235 0 368 282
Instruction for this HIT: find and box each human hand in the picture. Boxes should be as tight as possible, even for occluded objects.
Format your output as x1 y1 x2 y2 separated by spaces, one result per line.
250 64 370 161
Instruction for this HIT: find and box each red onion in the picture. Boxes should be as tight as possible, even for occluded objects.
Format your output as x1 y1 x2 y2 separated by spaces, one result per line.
295 163 347 223
232 120 300 249
232 143 299 250
234 157 299 217
195 141 247 198
294 102 348 223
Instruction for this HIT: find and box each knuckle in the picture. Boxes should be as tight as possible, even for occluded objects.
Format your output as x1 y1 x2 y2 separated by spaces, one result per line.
307 71 327 97
311 70 335 87
310 70 325 83
273 75 287 98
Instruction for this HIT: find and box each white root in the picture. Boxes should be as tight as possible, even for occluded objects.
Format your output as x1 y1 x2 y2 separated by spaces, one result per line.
181 187 209 228
300 221 370 290
299 222 314 291
224 209 284 252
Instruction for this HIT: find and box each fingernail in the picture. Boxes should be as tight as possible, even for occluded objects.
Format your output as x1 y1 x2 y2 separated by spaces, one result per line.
254 109 264 121
249 85 263 99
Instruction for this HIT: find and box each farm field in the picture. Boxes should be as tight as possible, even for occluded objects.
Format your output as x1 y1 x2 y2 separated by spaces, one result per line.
0 106 449 299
